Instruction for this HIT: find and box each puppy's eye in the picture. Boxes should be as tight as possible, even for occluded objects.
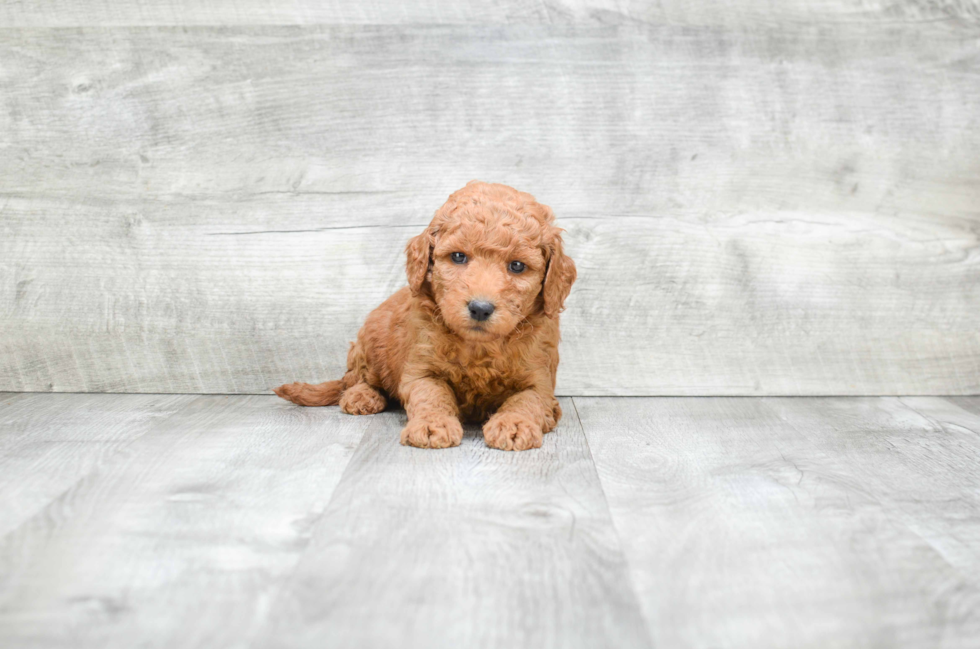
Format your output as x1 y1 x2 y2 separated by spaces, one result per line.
450 252 467 264
509 261 526 274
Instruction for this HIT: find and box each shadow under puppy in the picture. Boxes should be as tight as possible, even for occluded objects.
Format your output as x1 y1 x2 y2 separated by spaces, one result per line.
275 181 576 451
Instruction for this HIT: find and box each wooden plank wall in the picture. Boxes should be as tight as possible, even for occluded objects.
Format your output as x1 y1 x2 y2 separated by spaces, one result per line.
1 2 978 395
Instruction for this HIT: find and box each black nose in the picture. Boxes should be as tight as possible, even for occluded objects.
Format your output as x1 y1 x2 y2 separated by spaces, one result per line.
467 300 495 322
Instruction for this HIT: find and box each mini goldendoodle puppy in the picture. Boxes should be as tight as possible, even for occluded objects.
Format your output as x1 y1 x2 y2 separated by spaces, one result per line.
274 181 576 451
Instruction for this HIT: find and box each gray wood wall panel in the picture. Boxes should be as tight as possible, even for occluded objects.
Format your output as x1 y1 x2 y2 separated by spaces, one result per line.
3 1 980 26
0 393 375 648
1 23 978 395
576 395 980 648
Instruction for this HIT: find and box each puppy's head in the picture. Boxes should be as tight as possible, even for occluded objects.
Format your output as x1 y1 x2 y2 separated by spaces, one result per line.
406 181 576 341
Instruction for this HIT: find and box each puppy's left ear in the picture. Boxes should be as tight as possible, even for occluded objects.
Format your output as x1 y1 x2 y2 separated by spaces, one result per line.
406 229 433 297
542 227 577 318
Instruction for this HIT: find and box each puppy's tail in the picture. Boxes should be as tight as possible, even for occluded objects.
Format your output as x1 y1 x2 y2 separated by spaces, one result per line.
274 379 344 406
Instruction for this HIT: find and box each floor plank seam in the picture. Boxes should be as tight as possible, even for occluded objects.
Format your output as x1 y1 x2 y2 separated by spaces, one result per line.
570 396 657 649
240 413 391 649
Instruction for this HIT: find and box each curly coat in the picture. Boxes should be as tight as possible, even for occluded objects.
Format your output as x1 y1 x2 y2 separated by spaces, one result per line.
274 181 576 451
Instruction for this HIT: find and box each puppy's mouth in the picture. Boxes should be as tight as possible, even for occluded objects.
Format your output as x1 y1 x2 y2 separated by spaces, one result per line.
441 304 511 339
463 323 502 339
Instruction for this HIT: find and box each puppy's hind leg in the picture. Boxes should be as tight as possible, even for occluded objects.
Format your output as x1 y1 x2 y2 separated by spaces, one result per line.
339 382 387 415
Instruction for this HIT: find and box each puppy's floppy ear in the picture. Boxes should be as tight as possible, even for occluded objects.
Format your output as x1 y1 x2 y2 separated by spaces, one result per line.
405 229 433 296
542 227 577 318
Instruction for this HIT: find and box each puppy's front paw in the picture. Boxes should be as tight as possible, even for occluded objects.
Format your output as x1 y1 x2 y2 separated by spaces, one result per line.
483 412 543 451
400 416 464 449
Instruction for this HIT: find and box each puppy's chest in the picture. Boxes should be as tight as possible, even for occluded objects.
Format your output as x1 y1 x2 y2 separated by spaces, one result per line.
434 354 527 415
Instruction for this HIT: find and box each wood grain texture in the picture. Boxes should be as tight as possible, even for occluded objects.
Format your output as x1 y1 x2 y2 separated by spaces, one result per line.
0 392 186 538
576 396 980 648
1 23 979 395
2 0 979 26
0 394 373 648
1 394 978 646
256 397 652 649
2 197 978 395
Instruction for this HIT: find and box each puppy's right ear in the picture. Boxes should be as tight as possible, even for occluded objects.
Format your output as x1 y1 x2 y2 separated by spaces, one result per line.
405 229 433 296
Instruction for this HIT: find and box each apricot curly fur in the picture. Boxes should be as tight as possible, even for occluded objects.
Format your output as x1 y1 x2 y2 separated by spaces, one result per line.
274 181 577 451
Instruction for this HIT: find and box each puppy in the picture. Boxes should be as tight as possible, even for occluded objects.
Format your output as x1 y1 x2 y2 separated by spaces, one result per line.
274 181 576 451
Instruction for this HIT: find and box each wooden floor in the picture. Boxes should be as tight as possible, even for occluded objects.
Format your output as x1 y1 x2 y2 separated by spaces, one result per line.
1 394 978 648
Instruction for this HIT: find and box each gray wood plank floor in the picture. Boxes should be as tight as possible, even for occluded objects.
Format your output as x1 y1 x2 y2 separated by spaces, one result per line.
1 394 978 648
578 396 980 649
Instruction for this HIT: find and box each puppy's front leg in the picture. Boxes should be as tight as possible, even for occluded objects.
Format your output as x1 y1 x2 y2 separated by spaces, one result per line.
399 378 464 449
483 385 560 452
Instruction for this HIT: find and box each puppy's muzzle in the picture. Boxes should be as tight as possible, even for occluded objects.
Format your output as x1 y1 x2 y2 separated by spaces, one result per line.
467 300 495 322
